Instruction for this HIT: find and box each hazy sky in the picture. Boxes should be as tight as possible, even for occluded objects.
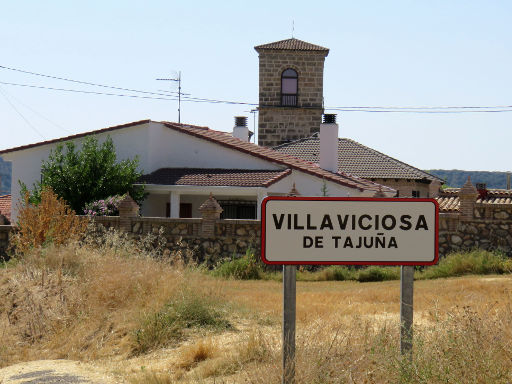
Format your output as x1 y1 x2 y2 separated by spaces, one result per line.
1 1 510 171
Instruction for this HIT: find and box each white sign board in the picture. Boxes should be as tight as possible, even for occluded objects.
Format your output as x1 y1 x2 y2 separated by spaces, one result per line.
261 197 439 265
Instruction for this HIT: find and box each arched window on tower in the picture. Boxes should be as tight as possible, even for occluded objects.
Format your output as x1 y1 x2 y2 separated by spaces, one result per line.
281 69 298 106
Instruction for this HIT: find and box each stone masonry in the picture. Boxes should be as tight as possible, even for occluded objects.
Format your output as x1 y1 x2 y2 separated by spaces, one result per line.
439 207 512 256
2 193 511 262
256 45 329 148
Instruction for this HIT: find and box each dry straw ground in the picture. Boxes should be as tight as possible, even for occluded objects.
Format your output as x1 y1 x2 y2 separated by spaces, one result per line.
1 239 512 383
2 189 512 383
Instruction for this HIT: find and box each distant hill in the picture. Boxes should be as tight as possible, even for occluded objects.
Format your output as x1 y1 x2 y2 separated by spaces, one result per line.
0 157 11 195
427 170 511 189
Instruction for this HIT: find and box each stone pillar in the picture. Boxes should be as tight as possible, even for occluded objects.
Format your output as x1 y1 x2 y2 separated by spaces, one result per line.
170 191 180 218
198 194 223 237
373 186 387 198
459 176 478 220
118 195 139 232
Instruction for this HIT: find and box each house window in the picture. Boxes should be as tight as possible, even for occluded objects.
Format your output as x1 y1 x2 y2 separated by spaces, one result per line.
218 200 256 219
281 69 298 106
412 190 420 198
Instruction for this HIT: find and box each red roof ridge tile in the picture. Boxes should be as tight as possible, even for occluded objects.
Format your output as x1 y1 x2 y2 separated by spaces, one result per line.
0 119 153 155
162 122 392 193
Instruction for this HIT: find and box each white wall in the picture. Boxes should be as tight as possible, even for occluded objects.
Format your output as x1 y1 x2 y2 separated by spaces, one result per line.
148 123 280 171
267 169 371 198
141 193 168 217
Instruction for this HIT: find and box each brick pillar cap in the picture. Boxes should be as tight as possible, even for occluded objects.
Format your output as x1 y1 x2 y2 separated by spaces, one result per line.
118 194 139 210
373 185 387 198
288 183 300 197
199 193 223 213
460 176 478 197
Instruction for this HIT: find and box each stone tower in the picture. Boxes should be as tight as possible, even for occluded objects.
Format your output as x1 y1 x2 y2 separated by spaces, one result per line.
254 38 329 148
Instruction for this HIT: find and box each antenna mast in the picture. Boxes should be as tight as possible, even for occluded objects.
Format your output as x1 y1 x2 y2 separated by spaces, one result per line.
156 71 182 123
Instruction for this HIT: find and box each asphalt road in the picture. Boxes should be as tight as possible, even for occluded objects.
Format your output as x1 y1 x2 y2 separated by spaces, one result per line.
0 360 118 384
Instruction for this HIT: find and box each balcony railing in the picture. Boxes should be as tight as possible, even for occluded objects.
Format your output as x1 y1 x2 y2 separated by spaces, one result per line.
281 94 297 106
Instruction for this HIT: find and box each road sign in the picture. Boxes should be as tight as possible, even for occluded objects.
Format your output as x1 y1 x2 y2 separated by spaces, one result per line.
261 197 439 265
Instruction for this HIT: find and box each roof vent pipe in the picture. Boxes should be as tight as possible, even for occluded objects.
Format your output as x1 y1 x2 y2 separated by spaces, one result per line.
323 114 336 124
319 114 339 173
233 116 249 142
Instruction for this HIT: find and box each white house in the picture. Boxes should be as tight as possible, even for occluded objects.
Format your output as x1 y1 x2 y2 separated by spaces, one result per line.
0 118 395 222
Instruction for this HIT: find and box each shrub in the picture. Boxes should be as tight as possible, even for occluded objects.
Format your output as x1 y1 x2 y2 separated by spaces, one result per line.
213 249 263 280
316 266 354 281
83 194 125 216
296 265 355 282
418 250 511 280
10 187 88 256
357 266 400 282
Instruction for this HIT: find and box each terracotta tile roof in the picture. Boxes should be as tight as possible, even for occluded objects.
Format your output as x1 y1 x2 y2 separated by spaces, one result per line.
273 134 442 182
254 38 329 52
436 188 512 212
162 122 393 193
139 168 291 187
0 194 11 221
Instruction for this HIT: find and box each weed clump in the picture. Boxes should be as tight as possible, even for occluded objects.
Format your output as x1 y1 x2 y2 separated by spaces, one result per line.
357 266 401 282
133 289 230 354
10 187 88 256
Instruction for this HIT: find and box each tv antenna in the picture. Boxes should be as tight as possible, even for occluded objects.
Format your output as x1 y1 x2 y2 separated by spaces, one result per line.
157 71 183 123
244 108 258 143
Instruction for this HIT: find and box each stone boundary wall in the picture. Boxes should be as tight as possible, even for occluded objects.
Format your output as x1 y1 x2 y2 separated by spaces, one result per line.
0 217 261 264
91 216 260 265
1 194 511 261
439 205 512 256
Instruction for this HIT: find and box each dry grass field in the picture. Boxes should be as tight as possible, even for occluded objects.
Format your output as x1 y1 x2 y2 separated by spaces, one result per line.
1 236 512 384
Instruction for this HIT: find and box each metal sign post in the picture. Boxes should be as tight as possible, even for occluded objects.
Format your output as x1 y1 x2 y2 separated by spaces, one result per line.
400 265 414 359
261 197 439 382
282 265 296 384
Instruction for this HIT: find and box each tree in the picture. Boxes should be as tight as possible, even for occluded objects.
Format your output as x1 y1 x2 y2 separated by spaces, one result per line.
22 136 145 212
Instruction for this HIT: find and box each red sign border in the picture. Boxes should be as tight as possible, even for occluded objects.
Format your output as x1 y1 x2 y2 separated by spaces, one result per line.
261 196 439 266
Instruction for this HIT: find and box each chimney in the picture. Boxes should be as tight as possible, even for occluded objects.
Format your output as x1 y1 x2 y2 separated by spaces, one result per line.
319 114 339 173
476 182 487 199
233 116 249 142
